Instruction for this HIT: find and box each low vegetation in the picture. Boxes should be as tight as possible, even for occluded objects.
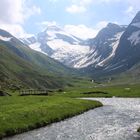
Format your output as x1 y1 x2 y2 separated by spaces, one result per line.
0 79 140 138
56 83 140 98
0 42 78 90
0 96 102 138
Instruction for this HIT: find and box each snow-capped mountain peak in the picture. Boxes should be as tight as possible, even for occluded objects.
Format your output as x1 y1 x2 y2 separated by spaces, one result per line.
21 23 127 68
20 11 140 76
0 29 13 42
21 25 90 67
73 23 126 68
99 11 140 74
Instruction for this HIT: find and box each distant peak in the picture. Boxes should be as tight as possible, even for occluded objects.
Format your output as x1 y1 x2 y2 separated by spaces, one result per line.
104 23 127 30
0 28 13 37
107 23 119 28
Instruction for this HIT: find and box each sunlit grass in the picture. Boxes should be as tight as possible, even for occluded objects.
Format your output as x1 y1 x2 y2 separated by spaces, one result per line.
0 96 102 138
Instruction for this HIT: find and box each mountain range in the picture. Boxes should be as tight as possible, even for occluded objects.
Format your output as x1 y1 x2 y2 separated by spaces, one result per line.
22 12 140 76
0 29 77 90
0 11 140 89
21 26 89 67
84 11 140 77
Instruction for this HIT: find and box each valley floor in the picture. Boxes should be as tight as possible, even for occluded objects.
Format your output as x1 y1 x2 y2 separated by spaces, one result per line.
0 96 102 139
0 83 140 138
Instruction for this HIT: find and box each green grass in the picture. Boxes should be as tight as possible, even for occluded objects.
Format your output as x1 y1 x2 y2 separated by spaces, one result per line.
0 41 79 90
0 82 140 138
0 96 102 138
54 83 140 98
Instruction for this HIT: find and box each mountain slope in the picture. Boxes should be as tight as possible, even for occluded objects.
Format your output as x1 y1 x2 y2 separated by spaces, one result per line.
102 11 140 74
80 12 140 78
20 12 140 77
21 25 90 67
76 23 126 68
106 63 140 85
0 29 75 90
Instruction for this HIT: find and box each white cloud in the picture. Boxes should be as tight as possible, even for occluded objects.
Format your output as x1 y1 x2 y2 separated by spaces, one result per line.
80 0 92 4
40 21 57 27
0 0 41 38
0 24 33 38
66 0 92 14
64 24 97 39
25 5 41 19
99 0 140 18
100 0 140 7
126 0 140 8
66 0 140 15
37 21 59 31
37 20 108 40
48 0 59 3
66 5 86 14
124 0 140 18
124 6 135 18
100 0 120 3
0 0 41 24
125 6 134 14
96 21 109 29
66 0 123 14
0 0 24 24
64 21 108 39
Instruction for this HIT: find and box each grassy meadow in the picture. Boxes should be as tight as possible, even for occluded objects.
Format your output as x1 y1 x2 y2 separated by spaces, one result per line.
57 82 140 98
0 95 102 138
0 79 140 138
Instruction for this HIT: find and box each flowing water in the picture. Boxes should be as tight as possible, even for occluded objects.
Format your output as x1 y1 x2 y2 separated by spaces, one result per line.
4 98 140 140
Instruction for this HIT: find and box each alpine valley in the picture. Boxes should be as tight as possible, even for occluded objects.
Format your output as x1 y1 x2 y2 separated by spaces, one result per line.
0 11 140 90
0 29 77 90
0 2 140 139
22 12 140 79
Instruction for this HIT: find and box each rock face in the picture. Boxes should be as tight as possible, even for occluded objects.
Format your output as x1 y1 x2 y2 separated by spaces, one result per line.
75 23 126 68
103 11 140 74
82 11 140 76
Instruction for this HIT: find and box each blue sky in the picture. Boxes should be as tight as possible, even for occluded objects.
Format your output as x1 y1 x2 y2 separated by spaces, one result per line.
0 0 140 39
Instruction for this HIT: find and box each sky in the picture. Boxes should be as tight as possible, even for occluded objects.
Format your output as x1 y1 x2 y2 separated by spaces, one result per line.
0 0 140 39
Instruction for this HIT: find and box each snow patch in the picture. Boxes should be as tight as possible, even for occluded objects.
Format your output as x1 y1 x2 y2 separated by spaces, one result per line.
47 39 90 66
47 27 80 42
128 30 140 45
131 22 140 28
97 32 124 67
29 42 47 55
0 36 12 41
47 39 88 53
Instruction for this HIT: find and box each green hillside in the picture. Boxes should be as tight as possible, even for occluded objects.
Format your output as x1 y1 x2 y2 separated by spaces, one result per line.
118 63 140 84
0 38 76 90
100 63 140 85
